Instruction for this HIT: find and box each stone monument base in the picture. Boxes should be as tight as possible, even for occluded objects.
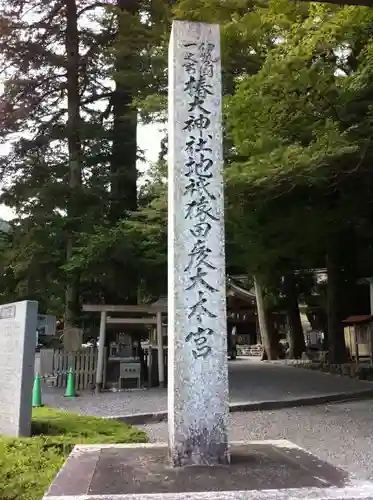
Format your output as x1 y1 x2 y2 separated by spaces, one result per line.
43 440 373 500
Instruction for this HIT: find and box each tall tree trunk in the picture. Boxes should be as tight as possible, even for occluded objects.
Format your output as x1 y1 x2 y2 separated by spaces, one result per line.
105 0 139 305
326 243 347 363
254 276 278 360
65 0 82 328
283 272 305 358
111 0 138 217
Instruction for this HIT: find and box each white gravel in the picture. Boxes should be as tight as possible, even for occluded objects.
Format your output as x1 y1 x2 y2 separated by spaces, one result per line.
41 359 373 417
142 400 373 482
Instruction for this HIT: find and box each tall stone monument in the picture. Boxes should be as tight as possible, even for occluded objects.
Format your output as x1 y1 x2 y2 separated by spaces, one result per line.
0 300 38 436
168 20 230 466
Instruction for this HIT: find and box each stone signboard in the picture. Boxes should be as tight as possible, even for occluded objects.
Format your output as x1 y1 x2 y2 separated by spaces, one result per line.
0 300 38 436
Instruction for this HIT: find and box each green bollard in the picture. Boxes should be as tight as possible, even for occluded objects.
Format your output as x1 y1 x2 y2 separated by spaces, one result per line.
32 374 43 407
64 367 77 398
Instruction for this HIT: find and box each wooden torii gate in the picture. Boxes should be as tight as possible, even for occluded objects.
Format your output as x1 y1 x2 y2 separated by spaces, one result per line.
82 303 167 392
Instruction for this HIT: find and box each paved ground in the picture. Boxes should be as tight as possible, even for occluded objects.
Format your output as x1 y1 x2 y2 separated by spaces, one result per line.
45 441 352 497
143 399 373 483
41 358 373 417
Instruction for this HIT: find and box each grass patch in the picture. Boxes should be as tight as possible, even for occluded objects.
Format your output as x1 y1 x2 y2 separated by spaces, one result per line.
0 407 147 500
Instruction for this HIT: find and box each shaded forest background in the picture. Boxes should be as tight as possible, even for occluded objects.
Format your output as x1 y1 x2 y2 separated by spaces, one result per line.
1 0 373 362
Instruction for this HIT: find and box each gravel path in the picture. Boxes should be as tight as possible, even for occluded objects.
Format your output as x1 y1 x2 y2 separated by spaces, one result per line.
143 400 373 482
41 359 373 417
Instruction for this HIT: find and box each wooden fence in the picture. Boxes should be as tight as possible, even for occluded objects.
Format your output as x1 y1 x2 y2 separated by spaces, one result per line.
39 347 107 390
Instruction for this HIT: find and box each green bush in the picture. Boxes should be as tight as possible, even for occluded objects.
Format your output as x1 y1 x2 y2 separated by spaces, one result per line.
0 408 147 500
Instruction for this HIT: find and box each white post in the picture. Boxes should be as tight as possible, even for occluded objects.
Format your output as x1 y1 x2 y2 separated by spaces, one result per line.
156 312 165 387
95 311 106 393
168 21 229 466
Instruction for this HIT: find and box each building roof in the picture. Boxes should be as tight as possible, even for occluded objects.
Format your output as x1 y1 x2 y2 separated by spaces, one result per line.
150 278 256 309
342 315 373 325
226 277 256 302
